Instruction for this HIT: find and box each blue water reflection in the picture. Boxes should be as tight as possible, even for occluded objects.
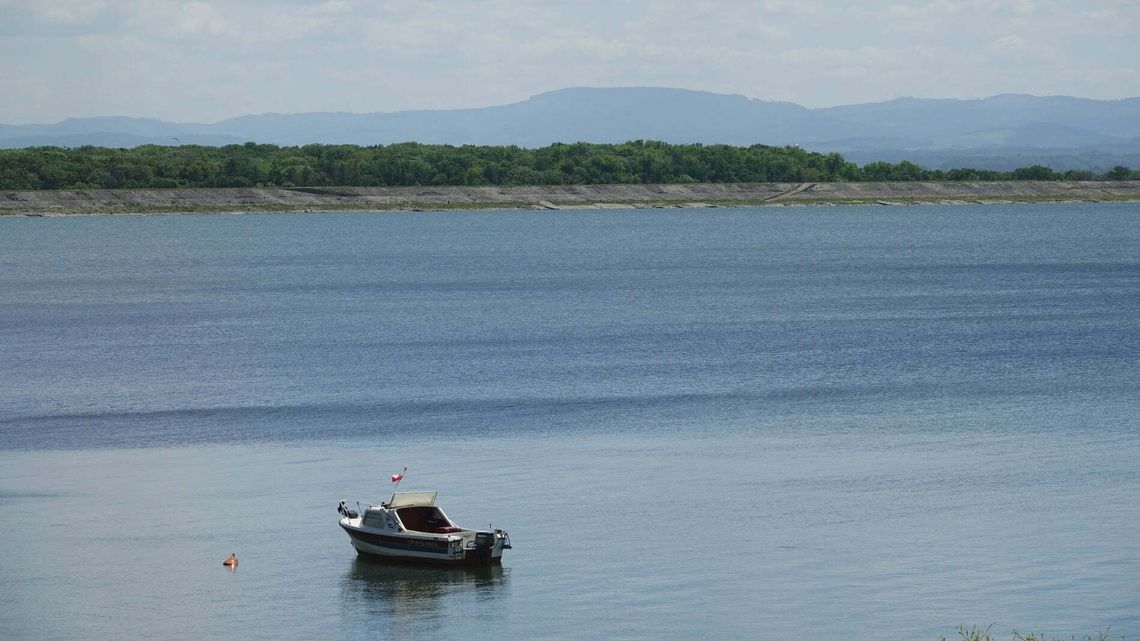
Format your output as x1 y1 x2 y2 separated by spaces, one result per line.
339 560 507 638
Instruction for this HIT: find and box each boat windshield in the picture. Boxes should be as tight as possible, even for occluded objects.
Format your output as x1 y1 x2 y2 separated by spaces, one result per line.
387 491 437 508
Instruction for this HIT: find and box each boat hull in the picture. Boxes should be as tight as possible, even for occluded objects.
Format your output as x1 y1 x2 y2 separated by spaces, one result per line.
340 522 504 566
353 546 503 566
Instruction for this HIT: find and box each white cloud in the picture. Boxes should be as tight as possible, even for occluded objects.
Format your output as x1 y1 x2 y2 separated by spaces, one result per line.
0 0 1137 122
173 2 227 36
10 0 110 24
985 34 1056 62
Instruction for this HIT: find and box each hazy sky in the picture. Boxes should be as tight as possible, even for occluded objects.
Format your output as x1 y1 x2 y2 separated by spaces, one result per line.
2 0 1138 124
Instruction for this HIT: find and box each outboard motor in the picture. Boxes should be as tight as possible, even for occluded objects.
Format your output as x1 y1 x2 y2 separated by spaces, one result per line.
338 501 359 519
473 531 496 564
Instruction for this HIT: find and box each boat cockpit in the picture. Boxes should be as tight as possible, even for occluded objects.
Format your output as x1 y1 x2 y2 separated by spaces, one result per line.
395 505 463 534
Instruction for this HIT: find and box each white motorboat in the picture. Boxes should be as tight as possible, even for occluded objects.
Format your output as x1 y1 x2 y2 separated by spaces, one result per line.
338 491 511 566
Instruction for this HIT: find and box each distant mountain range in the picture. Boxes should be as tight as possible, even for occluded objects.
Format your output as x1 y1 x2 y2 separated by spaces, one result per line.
3 87 1139 170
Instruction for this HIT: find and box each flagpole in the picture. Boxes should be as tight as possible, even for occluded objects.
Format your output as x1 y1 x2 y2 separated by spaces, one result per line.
391 466 407 490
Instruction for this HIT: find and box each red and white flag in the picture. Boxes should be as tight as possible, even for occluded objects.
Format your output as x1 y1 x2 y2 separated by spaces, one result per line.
391 466 406 484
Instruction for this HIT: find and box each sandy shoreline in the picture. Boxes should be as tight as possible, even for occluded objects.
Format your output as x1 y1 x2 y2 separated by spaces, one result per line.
3 180 1139 216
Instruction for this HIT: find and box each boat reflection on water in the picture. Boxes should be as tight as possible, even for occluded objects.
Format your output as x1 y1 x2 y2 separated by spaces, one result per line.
339 557 507 635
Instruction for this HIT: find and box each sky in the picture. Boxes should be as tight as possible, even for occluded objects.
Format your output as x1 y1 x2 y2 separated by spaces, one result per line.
1 0 1138 124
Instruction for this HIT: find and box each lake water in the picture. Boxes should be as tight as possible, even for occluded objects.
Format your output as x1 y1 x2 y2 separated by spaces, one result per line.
1 203 1138 641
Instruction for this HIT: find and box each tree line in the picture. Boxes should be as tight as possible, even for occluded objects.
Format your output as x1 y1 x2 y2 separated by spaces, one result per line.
1 141 1137 190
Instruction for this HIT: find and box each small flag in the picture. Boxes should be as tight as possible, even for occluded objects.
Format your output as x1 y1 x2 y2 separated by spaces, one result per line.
391 466 406 484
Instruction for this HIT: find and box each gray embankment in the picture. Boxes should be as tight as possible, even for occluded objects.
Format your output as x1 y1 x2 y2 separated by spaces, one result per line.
3 181 1139 215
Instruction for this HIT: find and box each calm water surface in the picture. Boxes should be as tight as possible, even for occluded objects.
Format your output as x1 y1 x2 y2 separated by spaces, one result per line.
1 204 1138 640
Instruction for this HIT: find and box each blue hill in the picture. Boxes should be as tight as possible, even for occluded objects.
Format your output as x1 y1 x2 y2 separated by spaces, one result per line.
3 88 1138 170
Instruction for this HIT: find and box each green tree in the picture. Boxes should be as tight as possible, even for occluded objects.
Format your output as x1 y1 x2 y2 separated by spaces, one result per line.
1104 165 1133 180
1011 165 1058 180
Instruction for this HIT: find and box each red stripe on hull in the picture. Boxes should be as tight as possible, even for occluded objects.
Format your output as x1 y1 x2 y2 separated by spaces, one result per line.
344 526 450 553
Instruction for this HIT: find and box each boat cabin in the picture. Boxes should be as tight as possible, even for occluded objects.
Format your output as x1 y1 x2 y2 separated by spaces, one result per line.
360 491 465 534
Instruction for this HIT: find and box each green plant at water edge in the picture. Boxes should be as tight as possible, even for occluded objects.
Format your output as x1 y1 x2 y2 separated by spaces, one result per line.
938 625 1124 641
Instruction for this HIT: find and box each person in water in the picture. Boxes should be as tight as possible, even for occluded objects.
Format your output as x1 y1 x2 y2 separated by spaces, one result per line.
223 553 238 567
